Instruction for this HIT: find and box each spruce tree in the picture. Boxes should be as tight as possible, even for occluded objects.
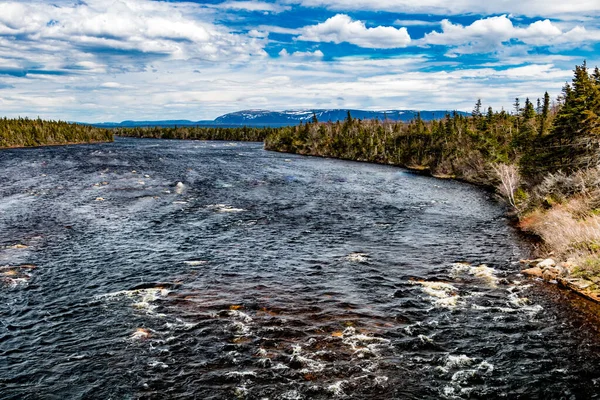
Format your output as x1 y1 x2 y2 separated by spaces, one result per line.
473 99 483 118
537 62 600 172
522 98 536 120
540 91 551 136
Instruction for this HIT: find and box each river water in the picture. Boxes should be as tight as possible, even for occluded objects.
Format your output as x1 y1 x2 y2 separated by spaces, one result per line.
1 138 600 399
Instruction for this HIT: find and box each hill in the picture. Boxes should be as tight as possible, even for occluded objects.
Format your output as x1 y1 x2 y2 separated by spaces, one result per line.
93 109 469 128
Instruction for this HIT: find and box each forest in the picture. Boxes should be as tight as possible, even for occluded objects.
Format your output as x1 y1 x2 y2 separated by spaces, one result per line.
1 62 599 290
0 117 113 148
115 125 274 142
265 62 600 285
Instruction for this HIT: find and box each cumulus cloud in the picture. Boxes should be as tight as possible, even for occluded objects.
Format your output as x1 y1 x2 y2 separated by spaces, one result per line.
0 0 267 77
420 15 600 55
0 0 597 123
0 48 583 123
298 14 411 49
279 49 324 58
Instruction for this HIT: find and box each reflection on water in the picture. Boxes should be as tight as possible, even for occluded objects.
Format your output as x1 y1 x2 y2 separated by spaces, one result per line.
1 138 600 399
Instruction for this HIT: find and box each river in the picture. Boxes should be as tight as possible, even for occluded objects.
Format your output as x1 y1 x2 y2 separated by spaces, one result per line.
1 137 600 399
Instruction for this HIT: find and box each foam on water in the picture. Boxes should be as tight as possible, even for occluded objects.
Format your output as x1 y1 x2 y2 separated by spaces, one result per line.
183 260 208 266
98 287 170 315
148 360 169 369
3 139 600 399
290 345 327 373
411 280 462 309
450 262 500 287
341 326 391 357
445 354 474 369
345 253 369 263
279 390 304 400
327 381 346 397
206 204 246 213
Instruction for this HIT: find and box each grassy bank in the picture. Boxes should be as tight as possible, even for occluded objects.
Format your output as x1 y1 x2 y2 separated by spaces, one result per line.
0 118 113 148
265 62 600 301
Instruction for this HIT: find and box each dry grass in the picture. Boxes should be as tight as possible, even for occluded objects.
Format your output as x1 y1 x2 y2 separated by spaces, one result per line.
518 167 600 277
519 196 600 264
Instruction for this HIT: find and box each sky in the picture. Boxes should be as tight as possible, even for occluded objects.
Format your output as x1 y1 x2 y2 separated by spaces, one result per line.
0 1 599 122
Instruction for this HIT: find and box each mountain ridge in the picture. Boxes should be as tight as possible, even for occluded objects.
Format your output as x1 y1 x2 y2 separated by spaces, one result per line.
92 109 470 128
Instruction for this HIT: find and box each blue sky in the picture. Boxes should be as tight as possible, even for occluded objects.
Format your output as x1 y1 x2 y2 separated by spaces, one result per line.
0 0 599 122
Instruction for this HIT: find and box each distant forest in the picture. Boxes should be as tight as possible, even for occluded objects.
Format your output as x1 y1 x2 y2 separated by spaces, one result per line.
0 118 113 148
115 125 274 142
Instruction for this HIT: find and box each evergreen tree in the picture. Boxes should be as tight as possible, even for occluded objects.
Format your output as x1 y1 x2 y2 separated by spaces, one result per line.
539 92 551 136
473 99 483 118
522 98 536 120
536 62 600 173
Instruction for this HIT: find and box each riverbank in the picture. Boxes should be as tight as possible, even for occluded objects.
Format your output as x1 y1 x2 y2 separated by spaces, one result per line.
4 137 600 398
264 117 600 304
0 118 113 149
0 139 114 150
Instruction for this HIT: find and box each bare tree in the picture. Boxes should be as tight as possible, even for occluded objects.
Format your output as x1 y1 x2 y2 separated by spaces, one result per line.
491 163 521 212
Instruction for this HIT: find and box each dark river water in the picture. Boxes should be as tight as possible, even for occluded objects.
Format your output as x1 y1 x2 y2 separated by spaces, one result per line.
1 138 600 399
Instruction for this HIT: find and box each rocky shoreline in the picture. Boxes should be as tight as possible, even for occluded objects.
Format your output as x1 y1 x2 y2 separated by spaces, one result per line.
521 258 600 303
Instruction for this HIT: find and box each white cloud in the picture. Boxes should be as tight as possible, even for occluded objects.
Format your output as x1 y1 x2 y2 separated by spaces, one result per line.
100 82 125 89
257 25 302 35
0 0 597 123
217 1 291 13
420 15 600 55
279 49 324 58
1 50 588 123
298 14 411 49
285 0 600 18
394 19 441 27
0 0 268 74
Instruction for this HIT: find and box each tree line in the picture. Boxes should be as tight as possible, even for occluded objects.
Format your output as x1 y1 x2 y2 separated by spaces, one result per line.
0 117 113 148
265 62 600 197
264 63 600 275
115 126 274 142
